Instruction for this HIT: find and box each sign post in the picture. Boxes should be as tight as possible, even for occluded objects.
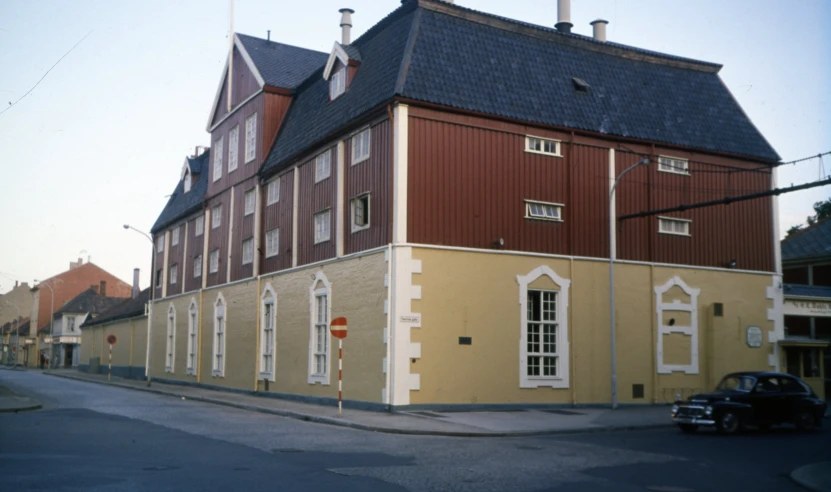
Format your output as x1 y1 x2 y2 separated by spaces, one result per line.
330 317 348 416
106 334 118 381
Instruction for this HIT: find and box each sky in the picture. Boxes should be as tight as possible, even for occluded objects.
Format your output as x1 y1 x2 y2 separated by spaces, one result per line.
0 0 829 293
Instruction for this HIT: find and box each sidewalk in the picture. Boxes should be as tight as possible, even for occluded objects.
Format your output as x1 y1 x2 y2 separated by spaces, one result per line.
0 383 42 413
791 462 831 492
45 370 673 437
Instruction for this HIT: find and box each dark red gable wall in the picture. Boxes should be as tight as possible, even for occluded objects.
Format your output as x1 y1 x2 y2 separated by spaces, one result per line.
211 46 262 127
344 119 392 254
230 176 258 282
261 169 295 274
184 213 205 293
208 93 264 199
297 146 338 266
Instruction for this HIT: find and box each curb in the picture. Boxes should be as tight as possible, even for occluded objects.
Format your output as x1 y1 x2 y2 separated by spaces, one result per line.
791 462 831 492
43 372 674 437
0 400 42 413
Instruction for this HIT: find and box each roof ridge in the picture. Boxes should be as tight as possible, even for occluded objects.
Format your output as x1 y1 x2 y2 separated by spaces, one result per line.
781 216 831 244
235 32 327 56
394 7 423 95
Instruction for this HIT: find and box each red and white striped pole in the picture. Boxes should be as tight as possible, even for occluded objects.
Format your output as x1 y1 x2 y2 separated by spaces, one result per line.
108 343 112 382
330 317 348 417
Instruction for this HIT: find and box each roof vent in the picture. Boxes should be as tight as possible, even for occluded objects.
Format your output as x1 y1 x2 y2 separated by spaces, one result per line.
555 0 573 33
590 19 609 42
339 8 354 45
572 77 590 93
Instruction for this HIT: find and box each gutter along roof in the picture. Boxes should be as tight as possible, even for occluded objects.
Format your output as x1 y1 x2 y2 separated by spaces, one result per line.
81 288 150 328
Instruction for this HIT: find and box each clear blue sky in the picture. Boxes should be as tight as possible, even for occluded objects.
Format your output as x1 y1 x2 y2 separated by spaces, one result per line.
0 0 829 292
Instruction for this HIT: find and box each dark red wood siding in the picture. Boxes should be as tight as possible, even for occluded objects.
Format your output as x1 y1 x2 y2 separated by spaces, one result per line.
230 176 258 282
298 146 338 266
205 191 231 287
208 93 264 199
261 169 295 274
262 93 292 162
344 119 392 254
211 47 262 127
184 213 205 293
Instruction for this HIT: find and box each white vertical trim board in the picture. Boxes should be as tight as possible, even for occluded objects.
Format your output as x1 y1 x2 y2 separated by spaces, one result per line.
654 276 700 374
608 148 616 260
388 246 422 406
392 104 409 244
226 187 235 281
766 275 783 370
292 169 300 268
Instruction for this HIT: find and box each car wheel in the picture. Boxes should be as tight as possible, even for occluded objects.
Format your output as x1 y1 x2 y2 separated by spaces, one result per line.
678 424 698 434
795 410 816 432
717 411 741 434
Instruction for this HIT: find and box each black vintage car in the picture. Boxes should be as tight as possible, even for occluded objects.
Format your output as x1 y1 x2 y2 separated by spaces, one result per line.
671 371 827 434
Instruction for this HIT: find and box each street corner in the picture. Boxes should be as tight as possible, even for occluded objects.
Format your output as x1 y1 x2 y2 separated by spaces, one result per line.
0 385 43 413
791 462 831 492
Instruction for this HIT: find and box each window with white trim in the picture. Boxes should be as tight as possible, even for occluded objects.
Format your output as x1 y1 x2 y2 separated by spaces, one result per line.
171 226 180 246
266 178 280 205
244 188 256 216
309 272 331 384
658 155 689 175
330 67 345 100
165 305 176 373
315 150 331 183
351 128 370 164
525 136 561 157
155 269 162 289
169 264 178 285
156 235 164 253
526 290 558 377
212 295 226 377
658 217 691 236
193 255 202 278
314 209 331 244
351 194 370 232
213 136 223 181
245 113 257 163
228 125 239 172
67 316 76 333
195 215 204 237
242 237 254 265
525 200 563 221
212 205 222 229
209 249 219 274
260 285 276 380
265 228 279 258
186 301 198 376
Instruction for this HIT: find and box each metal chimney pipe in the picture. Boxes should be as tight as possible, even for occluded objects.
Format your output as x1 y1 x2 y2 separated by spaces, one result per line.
591 19 609 42
339 8 354 45
132 268 140 299
555 0 573 33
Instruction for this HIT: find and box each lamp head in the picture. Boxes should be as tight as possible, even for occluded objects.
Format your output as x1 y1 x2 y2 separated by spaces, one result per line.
123 224 130 229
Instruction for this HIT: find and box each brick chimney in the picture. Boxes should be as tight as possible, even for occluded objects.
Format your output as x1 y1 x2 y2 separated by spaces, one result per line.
100 280 107 297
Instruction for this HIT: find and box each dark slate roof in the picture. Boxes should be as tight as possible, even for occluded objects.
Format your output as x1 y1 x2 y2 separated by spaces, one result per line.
151 150 210 233
236 33 328 90
783 283 831 300
53 288 127 319
781 218 831 263
2 318 28 335
262 0 778 175
342 43 362 62
81 288 150 328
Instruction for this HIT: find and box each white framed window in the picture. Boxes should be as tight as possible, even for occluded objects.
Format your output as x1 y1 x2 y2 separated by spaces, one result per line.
195 215 204 237
658 217 691 236
228 125 239 172
171 226 180 247
184 170 192 193
351 128 370 164
212 205 222 229
518 266 571 389
212 294 226 377
67 316 76 333
193 255 202 278
245 113 257 163
315 150 331 183
213 136 224 181
259 284 276 381
330 67 346 100
265 228 279 258
266 178 280 205
242 237 254 265
165 305 176 373
351 194 370 232
155 269 162 289
244 189 256 216
658 155 690 175
525 200 563 221
186 300 198 376
170 264 178 285
308 271 331 384
525 135 562 157
314 209 331 244
156 235 164 253
209 249 219 274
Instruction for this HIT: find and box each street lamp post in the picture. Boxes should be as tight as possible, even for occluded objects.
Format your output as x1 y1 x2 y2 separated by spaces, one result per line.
34 280 56 371
124 224 156 386
609 157 649 410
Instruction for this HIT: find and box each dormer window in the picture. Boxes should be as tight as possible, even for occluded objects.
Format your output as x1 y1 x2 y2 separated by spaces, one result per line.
330 67 346 100
184 169 192 193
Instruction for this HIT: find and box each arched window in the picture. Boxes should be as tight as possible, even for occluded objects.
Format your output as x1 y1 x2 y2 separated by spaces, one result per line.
165 304 176 373
259 284 277 381
308 272 331 384
212 294 226 377
186 299 198 376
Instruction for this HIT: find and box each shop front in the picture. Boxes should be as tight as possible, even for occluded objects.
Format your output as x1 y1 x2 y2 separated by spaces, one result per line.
783 288 831 400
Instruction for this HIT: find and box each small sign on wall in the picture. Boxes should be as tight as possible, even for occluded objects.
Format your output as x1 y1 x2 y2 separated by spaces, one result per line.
746 326 763 348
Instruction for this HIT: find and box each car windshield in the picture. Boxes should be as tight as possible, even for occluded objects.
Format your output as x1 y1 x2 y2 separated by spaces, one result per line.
716 375 757 392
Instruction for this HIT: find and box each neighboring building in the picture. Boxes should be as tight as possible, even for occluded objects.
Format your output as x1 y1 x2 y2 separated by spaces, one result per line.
781 218 831 398
1 317 29 366
80 270 150 379
49 284 127 368
146 0 787 409
30 258 132 367
0 281 34 327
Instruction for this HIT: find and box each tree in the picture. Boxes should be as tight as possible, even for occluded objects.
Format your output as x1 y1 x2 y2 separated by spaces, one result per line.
786 197 831 237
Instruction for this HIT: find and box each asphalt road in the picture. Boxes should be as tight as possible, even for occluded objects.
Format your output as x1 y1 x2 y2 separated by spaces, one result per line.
1 370 828 491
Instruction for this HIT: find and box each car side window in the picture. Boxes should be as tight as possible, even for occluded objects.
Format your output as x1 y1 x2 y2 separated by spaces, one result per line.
754 377 781 393
780 377 807 394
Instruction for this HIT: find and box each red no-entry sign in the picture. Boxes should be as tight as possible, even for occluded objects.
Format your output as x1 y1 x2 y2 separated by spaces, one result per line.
107 334 117 345
330 317 347 339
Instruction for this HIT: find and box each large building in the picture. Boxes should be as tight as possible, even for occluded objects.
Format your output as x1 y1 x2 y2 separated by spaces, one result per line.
143 0 791 408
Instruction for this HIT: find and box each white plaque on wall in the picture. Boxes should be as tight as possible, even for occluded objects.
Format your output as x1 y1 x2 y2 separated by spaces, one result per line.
746 326 763 348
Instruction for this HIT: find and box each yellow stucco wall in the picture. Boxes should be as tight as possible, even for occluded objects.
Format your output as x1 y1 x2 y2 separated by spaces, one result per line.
80 318 147 372
409 248 776 406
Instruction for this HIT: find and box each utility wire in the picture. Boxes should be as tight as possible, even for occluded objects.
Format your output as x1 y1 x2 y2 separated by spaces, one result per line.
0 30 92 119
